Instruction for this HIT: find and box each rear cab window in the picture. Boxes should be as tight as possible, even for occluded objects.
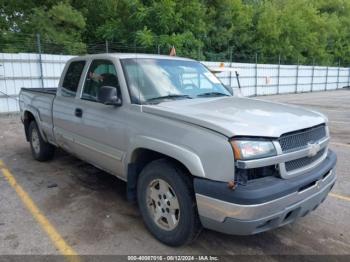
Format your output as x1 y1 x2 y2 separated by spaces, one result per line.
61 61 86 97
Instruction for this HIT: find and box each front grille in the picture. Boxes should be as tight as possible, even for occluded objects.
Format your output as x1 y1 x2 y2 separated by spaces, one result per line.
279 124 326 152
285 148 326 172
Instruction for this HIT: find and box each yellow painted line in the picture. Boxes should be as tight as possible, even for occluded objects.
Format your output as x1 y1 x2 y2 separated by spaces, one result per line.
329 192 350 202
331 142 350 148
0 160 79 262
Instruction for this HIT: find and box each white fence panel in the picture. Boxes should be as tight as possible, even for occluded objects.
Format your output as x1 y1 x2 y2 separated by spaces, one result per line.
1 53 349 113
0 53 74 113
339 68 349 88
297 66 311 92
256 64 279 96
202 62 349 96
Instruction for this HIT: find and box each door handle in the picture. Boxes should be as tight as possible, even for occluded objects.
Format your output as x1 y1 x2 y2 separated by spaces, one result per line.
75 108 83 118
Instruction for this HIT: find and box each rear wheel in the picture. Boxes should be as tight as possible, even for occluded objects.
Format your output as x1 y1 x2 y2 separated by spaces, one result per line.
137 159 202 246
29 121 55 161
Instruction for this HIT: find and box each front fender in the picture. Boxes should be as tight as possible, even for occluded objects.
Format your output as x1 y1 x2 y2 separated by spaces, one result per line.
125 135 206 178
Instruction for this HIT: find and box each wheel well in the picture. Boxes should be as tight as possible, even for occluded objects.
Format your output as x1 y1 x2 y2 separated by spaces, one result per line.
126 148 192 202
23 111 35 141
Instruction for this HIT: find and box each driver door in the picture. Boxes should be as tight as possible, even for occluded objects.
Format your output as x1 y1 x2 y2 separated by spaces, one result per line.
73 59 127 177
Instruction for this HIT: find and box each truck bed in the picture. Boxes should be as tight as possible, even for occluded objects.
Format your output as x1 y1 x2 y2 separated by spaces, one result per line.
19 87 58 144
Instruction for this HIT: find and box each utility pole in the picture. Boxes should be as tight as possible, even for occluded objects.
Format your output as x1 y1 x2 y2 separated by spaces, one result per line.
336 60 340 89
325 66 329 91
311 59 315 92
36 34 44 88
255 53 258 96
229 46 233 90
105 40 109 53
295 57 299 93
277 55 281 94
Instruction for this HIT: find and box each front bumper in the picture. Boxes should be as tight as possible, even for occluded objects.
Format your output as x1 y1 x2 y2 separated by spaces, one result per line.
194 150 337 235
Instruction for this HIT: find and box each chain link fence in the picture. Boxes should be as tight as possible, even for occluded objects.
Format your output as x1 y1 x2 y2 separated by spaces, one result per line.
1 34 349 113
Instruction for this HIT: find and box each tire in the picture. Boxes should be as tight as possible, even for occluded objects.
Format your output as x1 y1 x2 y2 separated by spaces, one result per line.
137 159 202 246
28 121 55 161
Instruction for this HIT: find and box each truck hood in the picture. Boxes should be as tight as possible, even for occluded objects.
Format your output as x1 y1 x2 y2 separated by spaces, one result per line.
142 97 326 138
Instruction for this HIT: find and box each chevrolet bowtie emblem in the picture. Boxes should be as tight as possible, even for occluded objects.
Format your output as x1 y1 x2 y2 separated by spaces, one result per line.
307 142 320 157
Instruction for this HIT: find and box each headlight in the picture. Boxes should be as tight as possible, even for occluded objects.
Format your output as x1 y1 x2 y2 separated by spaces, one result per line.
230 140 277 160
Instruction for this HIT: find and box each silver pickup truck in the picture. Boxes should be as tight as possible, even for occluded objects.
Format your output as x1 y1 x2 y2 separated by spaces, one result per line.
19 54 337 246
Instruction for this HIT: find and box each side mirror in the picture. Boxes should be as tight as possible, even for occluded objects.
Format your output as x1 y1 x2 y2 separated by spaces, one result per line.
98 86 122 106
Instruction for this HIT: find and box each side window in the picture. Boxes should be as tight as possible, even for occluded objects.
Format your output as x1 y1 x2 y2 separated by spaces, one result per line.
82 60 120 102
61 61 85 97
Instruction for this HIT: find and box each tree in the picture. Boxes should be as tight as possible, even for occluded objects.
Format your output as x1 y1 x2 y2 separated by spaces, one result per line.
25 3 86 54
1 0 350 65
0 2 86 54
314 0 350 65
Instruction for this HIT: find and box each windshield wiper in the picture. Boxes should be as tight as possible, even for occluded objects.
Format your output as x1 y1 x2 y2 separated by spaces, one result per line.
146 94 192 102
197 92 230 97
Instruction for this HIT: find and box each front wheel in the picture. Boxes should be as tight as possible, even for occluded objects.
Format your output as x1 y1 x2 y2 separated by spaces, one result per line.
137 159 202 246
28 121 55 161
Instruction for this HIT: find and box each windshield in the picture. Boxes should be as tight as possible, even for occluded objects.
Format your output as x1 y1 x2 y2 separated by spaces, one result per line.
121 58 231 104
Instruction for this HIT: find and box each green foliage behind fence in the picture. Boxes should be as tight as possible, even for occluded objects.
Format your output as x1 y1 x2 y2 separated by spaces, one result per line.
1 0 350 66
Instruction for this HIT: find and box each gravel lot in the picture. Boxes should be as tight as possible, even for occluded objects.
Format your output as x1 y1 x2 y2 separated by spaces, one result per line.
0 90 349 259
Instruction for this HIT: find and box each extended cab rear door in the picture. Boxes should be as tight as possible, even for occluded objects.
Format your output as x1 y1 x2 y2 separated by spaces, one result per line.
53 59 87 153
